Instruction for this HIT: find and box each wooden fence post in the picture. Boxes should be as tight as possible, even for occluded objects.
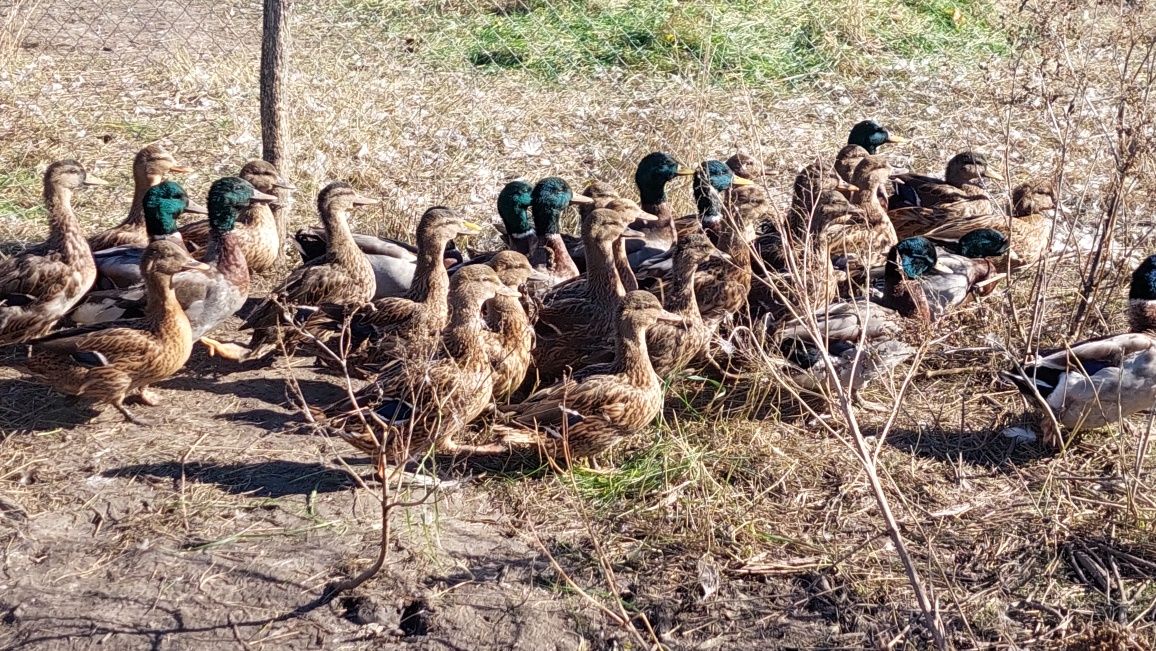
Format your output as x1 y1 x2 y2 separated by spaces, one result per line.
261 0 291 258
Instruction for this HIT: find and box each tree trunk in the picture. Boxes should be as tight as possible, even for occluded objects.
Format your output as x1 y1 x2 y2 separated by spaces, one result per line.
261 0 291 259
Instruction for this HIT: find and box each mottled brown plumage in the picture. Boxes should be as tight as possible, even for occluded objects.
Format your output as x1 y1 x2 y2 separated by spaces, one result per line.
482 251 536 402
318 265 519 461
12 240 207 424
240 182 379 359
334 207 483 374
0 161 106 345
787 145 865 239
749 190 862 322
826 155 899 272
180 160 292 274
483 291 676 462
645 232 721 376
87 145 190 251
889 151 1004 239
530 208 637 386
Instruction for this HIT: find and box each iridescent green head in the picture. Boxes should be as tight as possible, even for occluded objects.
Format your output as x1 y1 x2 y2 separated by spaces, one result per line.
1131 255 1156 301
889 237 939 279
693 160 736 224
142 180 191 237
531 177 574 236
497 180 534 239
635 151 693 205
848 120 905 155
956 228 1009 258
207 176 258 233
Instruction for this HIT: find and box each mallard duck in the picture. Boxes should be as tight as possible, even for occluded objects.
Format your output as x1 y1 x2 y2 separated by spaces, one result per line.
0 161 108 345
478 291 678 463
725 153 773 226
1003 254 1156 448
10 240 208 425
529 207 639 387
772 237 937 409
180 160 293 274
827 156 900 273
1002 181 1056 268
691 160 756 324
626 152 695 262
87 145 191 252
920 229 1008 318
749 190 862 322
328 207 483 374
889 151 1004 228
563 181 656 285
786 118 905 237
482 251 536 402
241 182 381 359
644 232 723 376
527 177 592 285
75 178 277 361
85 181 207 291
317 264 520 462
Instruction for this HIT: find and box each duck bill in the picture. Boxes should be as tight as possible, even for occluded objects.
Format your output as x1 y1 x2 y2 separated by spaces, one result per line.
183 199 209 215
249 189 279 204
457 221 484 237
181 258 213 272
352 195 380 207
620 226 646 239
836 179 860 192
169 165 192 174
274 179 297 191
656 311 687 325
729 176 755 187
885 134 910 144
83 174 111 186
569 193 594 205
675 165 695 177
985 169 1006 182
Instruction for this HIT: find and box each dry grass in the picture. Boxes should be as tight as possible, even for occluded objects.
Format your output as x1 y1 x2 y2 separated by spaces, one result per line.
1 0 1156 648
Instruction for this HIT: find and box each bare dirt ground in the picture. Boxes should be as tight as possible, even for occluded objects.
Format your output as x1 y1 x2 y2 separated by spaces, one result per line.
2 0 1156 649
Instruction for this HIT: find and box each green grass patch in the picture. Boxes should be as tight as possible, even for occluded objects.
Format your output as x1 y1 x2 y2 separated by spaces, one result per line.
338 0 1011 84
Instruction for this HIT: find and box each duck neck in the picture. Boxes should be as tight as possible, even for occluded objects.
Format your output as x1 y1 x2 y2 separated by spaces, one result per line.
610 321 657 386
1129 299 1156 334
206 229 250 289
408 234 451 317
323 207 362 263
508 228 536 255
585 235 624 307
42 184 86 259
665 256 703 318
124 172 162 228
614 236 638 292
442 294 489 366
143 272 184 331
881 265 931 321
543 234 579 279
641 201 677 244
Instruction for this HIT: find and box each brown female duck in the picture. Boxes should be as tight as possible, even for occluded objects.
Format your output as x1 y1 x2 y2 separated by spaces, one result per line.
529 207 639 386
88 144 190 251
335 207 483 374
11 240 208 424
825 155 900 272
317 265 519 462
482 251 537 402
240 182 379 359
0 161 107 345
889 151 1004 237
180 159 293 273
482 291 678 463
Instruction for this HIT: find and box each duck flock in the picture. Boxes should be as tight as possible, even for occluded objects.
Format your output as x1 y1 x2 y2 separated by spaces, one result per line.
2 119 1153 466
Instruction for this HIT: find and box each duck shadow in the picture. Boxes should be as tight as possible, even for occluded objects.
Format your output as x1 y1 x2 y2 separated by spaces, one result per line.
876 425 1056 470
0 377 103 431
158 376 346 409
102 459 355 497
